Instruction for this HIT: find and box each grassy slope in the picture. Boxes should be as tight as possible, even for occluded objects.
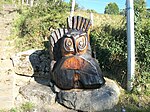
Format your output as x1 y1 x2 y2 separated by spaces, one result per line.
74 10 125 28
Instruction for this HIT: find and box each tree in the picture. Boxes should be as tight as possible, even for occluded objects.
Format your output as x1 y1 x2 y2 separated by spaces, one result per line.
120 9 125 16
134 0 146 18
104 2 119 15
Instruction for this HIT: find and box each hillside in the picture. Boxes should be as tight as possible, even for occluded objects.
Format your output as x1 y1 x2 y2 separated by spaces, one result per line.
74 10 125 28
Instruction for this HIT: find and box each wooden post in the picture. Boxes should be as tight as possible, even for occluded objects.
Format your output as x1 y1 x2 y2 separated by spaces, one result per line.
30 0 34 7
26 0 29 5
68 0 75 28
70 0 75 18
90 12 93 28
126 0 135 91
22 0 24 5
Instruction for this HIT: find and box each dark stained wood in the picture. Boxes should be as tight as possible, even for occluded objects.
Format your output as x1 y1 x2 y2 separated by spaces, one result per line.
52 56 105 90
76 16 82 30
67 16 91 32
72 16 77 29
49 16 105 90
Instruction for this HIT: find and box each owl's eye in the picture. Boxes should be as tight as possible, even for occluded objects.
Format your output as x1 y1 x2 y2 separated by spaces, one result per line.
64 38 74 52
77 35 87 51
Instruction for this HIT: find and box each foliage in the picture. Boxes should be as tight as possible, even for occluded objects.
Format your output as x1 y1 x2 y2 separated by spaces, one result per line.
118 91 150 112
134 0 147 18
132 0 150 94
146 10 150 18
20 102 35 111
90 20 127 88
0 0 12 4
14 0 69 51
87 9 97 13
120 9 125 16
90 0 150 95
9 102 35 112
104 2 119 15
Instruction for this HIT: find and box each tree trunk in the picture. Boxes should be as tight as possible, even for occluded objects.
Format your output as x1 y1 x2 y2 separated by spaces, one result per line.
22 0 24 5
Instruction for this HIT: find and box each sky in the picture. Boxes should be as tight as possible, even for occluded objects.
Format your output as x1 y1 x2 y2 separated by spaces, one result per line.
64 0 150 14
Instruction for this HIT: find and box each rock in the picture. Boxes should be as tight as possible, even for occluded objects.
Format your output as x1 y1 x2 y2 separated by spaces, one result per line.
11 49 36 76
15 82 77 112
19 82 56 107
57 78 120 112
11 49 51 78
36 103 77 112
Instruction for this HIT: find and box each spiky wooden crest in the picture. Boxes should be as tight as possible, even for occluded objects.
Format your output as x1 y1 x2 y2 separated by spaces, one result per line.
67 16 92 32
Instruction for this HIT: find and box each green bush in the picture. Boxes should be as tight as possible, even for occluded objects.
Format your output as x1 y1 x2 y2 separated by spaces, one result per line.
90 20 127 88
14 0 69 51
133 0 150 94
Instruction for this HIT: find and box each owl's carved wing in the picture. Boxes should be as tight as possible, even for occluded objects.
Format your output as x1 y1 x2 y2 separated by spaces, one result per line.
49 28 68 51
49 28 68 60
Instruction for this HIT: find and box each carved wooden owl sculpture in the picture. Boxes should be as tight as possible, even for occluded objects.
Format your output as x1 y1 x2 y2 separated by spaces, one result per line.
49 16 105 90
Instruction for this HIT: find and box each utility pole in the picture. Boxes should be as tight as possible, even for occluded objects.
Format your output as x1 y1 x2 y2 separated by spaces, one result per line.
126 0 135 91
26 0 29 5
90 12 93 28
68 0 75 28
30 0 34 7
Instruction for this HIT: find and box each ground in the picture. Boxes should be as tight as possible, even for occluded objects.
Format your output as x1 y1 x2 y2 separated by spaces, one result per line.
0 4 17 110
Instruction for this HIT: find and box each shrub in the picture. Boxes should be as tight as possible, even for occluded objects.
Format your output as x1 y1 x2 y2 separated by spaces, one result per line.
133 0 150 94
90 20 127 88
14 0 69 51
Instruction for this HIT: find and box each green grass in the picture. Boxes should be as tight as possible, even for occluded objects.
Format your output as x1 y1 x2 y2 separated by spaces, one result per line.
0 0 13 6
117 90 150 112
0 102 35 112
74 10 125 28
10 102 35 112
